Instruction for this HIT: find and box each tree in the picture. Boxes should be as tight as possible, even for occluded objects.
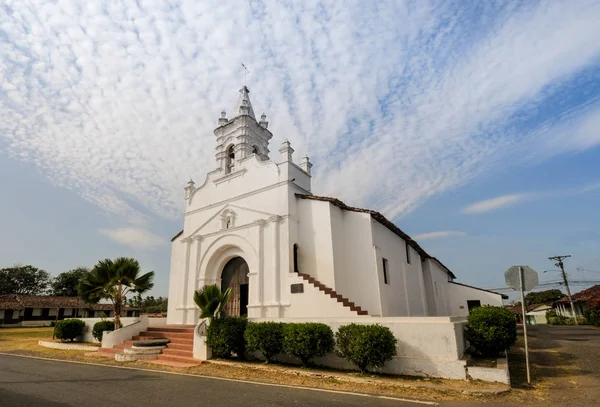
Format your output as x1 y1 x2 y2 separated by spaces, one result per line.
50 267 90 297
0 265 51 295
525 289 564 305
78 258 154 329
127 294 168 314
193 284 231 322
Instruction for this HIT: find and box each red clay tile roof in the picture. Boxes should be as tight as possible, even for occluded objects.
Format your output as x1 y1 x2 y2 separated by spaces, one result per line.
296 194 458 279
0 294 24 310
558 284 600 304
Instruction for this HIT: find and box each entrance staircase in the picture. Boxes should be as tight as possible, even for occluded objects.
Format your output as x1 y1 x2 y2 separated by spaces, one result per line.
298 273 368 315
96 325 201 367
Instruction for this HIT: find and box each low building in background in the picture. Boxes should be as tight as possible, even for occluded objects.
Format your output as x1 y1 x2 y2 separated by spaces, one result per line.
553 284 600 318
0 294 140 327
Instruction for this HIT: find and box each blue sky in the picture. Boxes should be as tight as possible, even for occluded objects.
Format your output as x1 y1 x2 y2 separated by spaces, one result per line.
1 1 599 300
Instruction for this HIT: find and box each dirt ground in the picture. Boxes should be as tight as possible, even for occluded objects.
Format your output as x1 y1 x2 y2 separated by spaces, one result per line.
508 324 600 406
449 324 600 407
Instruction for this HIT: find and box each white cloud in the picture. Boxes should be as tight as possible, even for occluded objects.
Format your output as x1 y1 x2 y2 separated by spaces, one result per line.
99 228 165 250
0 1 599 223
463 180 600 214
463 194 531 214
414 231 467 241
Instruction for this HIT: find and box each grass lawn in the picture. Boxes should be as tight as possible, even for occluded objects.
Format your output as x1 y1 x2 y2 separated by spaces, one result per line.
0 327 516 403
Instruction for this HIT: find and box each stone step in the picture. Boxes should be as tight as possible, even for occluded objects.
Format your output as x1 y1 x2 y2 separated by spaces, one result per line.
147 327 195 333
156 354 202 365
132 336 193 345
162 348 194 357
166 343 194 351
138 331 193 339
299 272 368 316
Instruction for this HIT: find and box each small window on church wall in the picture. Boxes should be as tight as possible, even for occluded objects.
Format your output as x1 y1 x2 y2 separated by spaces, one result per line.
382 258 389 284
405 242 411 264
226 217 231 229
293 244 299 273
252 145 259 155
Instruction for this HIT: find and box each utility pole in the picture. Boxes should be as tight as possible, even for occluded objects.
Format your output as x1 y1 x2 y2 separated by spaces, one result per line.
549 255 578 325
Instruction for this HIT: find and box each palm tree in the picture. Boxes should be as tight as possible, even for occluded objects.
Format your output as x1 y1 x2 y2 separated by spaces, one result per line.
193 284 232 322
79 257 154 329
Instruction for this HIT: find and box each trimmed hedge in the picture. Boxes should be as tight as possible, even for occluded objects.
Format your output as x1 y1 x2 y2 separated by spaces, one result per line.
465 306 517 357
207 316 248 359
335 323 397 373
55 319 86 342
92 320 115 341
283 323 334 366
245 322 285 363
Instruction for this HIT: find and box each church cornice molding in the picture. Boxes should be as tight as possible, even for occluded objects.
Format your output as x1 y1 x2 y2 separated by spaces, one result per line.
213 168 246 185
185 179 310 217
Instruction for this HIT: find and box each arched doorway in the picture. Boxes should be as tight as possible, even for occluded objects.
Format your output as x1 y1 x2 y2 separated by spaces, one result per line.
221 256 249 316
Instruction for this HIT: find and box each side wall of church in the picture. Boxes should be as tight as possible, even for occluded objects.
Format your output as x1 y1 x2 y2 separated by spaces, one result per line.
372 220 428 317
422 259 452 316
295 199 336 288
329 206 382 317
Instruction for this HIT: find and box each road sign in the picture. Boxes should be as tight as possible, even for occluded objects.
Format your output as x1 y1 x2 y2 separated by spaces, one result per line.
505 265 539 292
504 265 539 385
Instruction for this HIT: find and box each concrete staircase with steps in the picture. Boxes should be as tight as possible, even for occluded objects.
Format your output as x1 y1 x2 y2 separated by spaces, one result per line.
298 273 369 315
96 325 201 367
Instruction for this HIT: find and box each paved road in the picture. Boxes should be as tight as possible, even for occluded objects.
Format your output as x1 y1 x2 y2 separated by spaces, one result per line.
0 354 429 407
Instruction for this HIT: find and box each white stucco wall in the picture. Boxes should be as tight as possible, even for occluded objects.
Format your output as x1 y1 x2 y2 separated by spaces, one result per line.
252 316 468 380
422 259 452 316
282 274 364 318
332 209 380 316
296 198 336 288
446 283 505 316
371 220 427 317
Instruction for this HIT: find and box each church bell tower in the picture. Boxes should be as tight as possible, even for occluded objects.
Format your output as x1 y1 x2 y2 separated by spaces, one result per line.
214 86 272 174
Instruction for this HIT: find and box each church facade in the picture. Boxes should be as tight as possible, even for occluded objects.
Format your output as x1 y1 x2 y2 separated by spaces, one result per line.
167 86 505 326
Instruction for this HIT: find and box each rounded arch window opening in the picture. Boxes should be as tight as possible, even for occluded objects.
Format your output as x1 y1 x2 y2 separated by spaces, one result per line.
225 145 235 174
220 256 249 316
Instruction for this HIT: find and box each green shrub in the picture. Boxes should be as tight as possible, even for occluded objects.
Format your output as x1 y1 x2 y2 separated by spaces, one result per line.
465 306 517 357
335 323 397 373
245 322 285 363
55 319 86 342
92 320 115 341
283 323 334 366
584 309 600 327
548 315 574 325
207 316 247 359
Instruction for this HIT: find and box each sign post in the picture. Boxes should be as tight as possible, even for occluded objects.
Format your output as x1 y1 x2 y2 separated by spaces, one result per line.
505 265 539 385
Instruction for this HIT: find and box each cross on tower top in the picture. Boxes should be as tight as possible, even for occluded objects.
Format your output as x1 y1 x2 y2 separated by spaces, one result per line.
241 63 250 86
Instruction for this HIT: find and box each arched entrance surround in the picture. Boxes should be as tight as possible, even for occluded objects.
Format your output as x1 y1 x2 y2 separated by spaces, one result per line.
196 234 258 316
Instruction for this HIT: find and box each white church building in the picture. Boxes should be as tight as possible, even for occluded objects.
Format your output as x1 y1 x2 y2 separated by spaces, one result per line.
166 86 505 325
